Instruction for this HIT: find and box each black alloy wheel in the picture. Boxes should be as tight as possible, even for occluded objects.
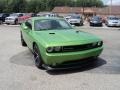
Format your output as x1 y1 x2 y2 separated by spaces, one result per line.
33 44 43 69
0 20 3 25
21 33 27 46
15 19 18 25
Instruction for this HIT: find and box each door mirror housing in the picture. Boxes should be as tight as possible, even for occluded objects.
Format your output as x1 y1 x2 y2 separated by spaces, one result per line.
23 25 28 30
25 22 32 30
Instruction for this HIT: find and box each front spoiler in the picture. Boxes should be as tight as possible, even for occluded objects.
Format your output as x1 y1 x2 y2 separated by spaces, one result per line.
42 57 97 71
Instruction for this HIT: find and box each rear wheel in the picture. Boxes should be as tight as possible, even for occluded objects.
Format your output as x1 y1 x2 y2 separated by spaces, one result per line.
21 32 27 46
0 20 3 25
6 23 10 25
33 44 44 69
15 19 18 25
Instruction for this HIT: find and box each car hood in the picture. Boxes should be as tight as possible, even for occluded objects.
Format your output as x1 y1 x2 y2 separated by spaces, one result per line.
68 18 80 21
108 20 119 23
34 29 101 47
6 16 17 19
91 20 101 23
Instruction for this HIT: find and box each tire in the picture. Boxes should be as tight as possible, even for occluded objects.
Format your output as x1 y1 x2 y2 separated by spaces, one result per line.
79 21 83 26
33 44 44 69
0 20 3 25
100 24 103 27
81 23 83 26
90 23 92 26
92 56 98 61
77 23 80 26
15 19 18 25
21 32 27 46
6 23 10 25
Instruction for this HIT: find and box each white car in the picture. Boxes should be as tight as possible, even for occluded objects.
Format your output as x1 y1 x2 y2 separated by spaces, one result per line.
106 16 120 27
37 13 59 17
67 15 83 26
5 13 24 25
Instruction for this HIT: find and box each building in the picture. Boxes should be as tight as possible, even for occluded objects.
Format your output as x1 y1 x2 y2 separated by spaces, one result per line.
52 6 120 17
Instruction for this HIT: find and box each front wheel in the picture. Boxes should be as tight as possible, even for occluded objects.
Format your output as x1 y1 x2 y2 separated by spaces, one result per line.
15 19 18 25
21 32 27 46
0 20 3 25
33 44 44 69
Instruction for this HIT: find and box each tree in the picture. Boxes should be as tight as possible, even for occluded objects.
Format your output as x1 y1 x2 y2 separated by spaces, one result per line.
0 0 104 13
76 0 104 7
0 0 6 13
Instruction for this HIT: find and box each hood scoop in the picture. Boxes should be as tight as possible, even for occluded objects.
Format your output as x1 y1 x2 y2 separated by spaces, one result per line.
49 32 55 34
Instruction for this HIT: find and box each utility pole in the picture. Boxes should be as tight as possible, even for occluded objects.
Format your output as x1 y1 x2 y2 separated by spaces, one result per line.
82 1 85 16
110 0 112 15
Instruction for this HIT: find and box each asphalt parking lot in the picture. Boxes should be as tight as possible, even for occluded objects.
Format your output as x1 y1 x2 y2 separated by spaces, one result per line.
0 24 120 90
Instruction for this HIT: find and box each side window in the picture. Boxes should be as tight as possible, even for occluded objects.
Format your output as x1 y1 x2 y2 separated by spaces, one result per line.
19 14 23 17
25 19 32 30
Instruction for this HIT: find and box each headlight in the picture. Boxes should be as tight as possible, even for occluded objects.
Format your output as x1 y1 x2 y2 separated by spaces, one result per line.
46 47 54 53
92 41 103 47
97 41 103 46
46 46 62 53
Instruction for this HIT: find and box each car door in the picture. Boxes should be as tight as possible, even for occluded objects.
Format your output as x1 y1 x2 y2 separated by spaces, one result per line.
3 14 9 22
22 19 33 49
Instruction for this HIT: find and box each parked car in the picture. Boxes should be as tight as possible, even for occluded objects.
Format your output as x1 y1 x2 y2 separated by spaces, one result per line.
20 17 103 70
90 16 103 26
64 15 71 21
37 13 59 17
106 16 120 27
67 14 84 26
0 13 9 24
18 13 36 24
5 13 24 25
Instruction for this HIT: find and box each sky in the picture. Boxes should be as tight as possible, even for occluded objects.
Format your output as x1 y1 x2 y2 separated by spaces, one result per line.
102 0 120 5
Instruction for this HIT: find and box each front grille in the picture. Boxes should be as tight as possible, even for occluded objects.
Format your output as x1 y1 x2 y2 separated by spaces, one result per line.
47 41 103 53
62 42 102 52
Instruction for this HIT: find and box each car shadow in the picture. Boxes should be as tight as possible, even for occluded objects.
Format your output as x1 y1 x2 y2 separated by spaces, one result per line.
10 50 35 67
11 50 120 75
47 58 107 75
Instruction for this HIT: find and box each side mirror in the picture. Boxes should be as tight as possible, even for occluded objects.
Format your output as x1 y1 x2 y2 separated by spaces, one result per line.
23 26 28 30
22 23 28 30
25 22 32 30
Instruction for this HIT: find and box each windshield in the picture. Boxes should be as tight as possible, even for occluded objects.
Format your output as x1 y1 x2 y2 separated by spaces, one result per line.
0 14 3 17
10 13 18 17
71 15 80 19
92 16 101 21
34 19 72 31
108 17 119 20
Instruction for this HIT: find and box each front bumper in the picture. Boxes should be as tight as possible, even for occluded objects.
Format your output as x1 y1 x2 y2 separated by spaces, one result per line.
108 23 120 27
68 20 81 24
5 20 15 24
42 57 97 70
43 47 103 66
90 22 102 26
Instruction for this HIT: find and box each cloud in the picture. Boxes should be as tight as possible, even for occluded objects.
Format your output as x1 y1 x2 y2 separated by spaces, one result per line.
106 0 120 5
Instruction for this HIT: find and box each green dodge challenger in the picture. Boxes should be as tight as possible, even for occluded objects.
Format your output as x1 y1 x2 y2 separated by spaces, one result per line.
20 17 103 70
